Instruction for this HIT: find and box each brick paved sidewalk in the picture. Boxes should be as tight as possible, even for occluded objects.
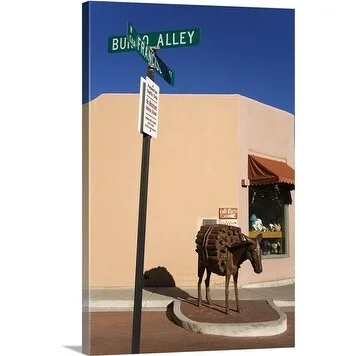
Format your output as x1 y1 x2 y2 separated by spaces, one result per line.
86 307 294 355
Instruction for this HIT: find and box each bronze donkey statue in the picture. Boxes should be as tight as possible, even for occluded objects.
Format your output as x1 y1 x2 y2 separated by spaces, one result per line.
195 224 263 314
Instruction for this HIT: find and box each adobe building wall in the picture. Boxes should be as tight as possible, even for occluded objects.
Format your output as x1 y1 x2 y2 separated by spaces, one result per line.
84 93 295 287
236 95 295 285
86 94 240 287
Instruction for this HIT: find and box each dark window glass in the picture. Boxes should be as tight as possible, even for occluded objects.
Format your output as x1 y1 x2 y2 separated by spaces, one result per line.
249 185 285 255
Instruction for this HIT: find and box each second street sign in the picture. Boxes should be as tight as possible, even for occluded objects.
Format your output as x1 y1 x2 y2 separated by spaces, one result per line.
109 27 200 52
127 22 175 86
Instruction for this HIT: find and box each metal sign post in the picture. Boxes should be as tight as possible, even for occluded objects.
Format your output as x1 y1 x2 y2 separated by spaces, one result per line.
131 65 154 354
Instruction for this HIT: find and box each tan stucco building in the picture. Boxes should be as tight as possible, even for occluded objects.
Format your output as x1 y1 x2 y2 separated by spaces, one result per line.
83 93 295 288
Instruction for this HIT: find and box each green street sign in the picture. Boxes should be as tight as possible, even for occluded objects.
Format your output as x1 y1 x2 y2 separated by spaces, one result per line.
109 27 200 53
126 22 175 86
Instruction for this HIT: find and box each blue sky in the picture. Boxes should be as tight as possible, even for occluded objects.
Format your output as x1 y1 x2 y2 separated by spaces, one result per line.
83 1 294 114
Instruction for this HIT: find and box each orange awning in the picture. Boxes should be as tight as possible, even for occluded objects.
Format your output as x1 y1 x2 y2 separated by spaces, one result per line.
248 155 295 188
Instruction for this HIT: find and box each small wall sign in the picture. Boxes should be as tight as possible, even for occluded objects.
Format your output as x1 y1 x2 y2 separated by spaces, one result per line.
219 207 238 219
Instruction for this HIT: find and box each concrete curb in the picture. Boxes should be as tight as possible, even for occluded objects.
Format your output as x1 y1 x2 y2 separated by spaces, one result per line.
171 299 287 337
84 299 173 312
274 300 295 307
241 278 295 289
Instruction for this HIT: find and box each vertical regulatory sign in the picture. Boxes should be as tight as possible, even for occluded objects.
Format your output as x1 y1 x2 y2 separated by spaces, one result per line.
142 76 160 138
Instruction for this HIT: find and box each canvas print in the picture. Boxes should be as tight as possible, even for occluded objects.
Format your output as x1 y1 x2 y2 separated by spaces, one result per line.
82 1 295 355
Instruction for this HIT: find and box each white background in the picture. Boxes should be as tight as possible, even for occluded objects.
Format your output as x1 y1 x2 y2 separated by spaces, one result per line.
0 0 355 355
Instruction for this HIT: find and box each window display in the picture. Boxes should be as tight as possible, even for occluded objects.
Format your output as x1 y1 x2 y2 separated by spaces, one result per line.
249 184 285 255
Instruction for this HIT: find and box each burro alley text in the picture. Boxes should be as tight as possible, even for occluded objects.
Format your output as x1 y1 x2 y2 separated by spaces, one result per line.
111 29 196 51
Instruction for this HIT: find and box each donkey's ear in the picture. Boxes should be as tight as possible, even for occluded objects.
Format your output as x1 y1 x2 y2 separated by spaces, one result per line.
256 233 263 244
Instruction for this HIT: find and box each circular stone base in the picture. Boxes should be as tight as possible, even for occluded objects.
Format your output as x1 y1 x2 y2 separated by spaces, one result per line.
172 299 287 337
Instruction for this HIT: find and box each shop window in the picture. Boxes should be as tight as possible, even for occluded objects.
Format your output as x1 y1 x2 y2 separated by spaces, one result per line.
249 184 288 256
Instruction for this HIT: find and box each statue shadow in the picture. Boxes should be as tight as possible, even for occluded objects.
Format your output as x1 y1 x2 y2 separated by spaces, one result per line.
143 266 229 315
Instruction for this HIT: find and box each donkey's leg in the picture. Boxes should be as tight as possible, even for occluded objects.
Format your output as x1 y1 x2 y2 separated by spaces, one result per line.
205 269 212 305
197 261 205 307
225 273 231 314
233 271 240 312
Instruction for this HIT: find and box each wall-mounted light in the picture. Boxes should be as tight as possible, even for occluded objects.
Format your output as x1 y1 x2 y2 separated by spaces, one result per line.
241 179 250 187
